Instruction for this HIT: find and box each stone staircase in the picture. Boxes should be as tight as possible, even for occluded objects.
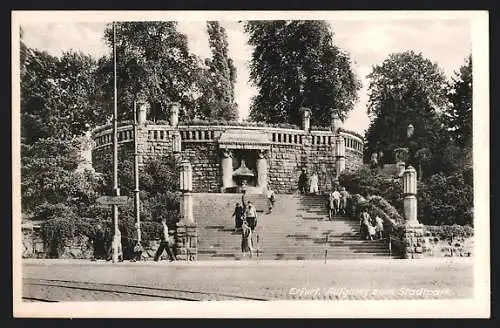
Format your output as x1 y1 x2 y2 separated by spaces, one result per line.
193 193 392 260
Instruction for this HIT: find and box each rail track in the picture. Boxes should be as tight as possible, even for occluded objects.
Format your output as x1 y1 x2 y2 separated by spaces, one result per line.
23 278 270 302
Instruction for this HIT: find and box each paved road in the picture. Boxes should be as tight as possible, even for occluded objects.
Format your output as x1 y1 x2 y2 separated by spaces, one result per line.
21 258 473 301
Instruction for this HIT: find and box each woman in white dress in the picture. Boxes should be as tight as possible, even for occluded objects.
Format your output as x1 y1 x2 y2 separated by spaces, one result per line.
309 172 319 195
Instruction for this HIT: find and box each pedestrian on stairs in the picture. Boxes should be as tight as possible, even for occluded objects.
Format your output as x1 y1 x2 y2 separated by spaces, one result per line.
241 220 253 258
331 188 341 217
245 202 258 231
339 186 350 216
375 215 384 240
298 169 308 194
232 202 245 232
359 210 371 240
309 171 319 195
266 187 276 214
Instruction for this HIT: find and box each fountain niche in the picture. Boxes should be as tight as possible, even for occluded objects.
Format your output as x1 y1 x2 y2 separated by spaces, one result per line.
232 159 255 193
223 150 261 193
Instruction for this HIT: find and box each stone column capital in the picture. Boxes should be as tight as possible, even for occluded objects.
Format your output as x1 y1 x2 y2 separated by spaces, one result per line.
257 149 268 159
222 148 233 158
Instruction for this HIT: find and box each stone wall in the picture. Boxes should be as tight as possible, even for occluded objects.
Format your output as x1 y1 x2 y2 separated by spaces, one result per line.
22 227 180 261
268 144 304 194
421 225 474 257
181 142 221 193
91 124 365 194
345 149 364 173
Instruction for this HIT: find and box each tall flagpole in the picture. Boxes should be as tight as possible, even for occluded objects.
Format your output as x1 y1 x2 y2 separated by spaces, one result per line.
112 21 121 263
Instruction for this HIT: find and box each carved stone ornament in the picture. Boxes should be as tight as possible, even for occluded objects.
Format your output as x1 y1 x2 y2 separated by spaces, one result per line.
222 148 233 158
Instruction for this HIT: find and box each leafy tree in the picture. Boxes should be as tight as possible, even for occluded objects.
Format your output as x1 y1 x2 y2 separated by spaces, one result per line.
364 51 448 168
20 26 28 73
21 49 102 143
244 20 361 125
445 55 472 149
21 137 104 216
98 22 207 123
196 21 238 121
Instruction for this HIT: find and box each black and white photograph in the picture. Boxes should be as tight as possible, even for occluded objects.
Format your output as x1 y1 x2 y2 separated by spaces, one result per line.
12 11 489 317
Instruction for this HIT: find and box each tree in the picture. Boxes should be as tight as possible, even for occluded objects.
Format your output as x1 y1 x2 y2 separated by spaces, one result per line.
21 137 104 216
196 22 238 121
97 22 207 123
21 48 102 143
445 55 472 149
364 51 448 168
244 20 361 125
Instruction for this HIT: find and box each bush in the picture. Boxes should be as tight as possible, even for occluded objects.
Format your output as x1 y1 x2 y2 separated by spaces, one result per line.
338 166 404 210
367 195 404 225
424 224 474 241
418 169 474 226
40 215 164 260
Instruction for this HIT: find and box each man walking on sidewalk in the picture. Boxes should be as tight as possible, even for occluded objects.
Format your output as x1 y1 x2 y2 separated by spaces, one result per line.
154 217 176 262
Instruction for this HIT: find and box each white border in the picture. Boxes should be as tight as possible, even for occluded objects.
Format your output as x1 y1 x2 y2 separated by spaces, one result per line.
12 10 490 318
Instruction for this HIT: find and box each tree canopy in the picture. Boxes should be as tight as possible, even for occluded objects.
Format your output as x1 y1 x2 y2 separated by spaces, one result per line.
197 21 238 121
21 49 102 143
364 51 448 167
244 20 361 126
445 55 472 149
97 22 207 123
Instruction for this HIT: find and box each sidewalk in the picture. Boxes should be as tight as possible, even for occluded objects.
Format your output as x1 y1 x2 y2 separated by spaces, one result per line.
22 257 474 267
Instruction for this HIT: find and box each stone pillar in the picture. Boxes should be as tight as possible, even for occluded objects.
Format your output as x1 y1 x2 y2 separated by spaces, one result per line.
331 110 342 135
172 130 181 153
402 165 423 259
300 107 311 132
256 149 268 189
137 102 149 125
176 160 197 261
335 135 346 177
170 102 180 127
403 166 418 225
221 148 234 191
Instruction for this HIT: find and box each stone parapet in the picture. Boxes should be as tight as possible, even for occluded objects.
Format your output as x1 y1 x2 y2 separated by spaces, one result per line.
91 122 365 194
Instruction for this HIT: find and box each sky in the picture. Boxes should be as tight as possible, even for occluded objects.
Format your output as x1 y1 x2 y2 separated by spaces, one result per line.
20 17 472 135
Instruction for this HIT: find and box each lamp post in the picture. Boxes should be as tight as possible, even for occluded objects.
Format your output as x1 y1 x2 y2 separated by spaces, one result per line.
111 21 121 264
133 101 141 246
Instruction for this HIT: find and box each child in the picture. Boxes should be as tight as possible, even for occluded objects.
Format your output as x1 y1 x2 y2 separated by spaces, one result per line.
375 216 384 240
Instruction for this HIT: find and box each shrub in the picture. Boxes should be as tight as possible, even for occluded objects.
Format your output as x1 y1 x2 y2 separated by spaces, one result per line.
367 196 404 225
418 169 474 226
424 225 474 241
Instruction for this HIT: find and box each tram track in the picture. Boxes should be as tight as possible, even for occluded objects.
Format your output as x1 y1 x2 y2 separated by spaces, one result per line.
23 278 270 302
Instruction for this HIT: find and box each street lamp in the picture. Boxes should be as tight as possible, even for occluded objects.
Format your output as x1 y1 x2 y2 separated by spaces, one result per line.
133 101 141 246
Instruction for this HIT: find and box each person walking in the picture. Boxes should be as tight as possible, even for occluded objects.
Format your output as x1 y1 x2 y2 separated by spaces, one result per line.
245 201 258 231
154 217 176 262
232 202 245 232
241 220 253 258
